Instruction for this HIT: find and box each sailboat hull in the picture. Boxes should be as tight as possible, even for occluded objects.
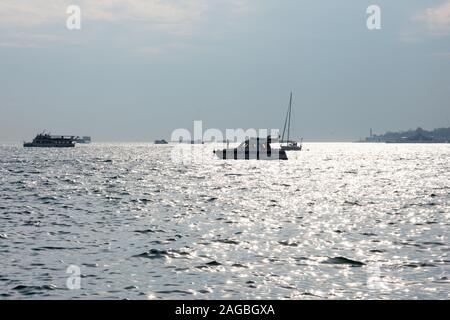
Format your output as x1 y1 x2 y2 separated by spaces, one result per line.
281 145 302 151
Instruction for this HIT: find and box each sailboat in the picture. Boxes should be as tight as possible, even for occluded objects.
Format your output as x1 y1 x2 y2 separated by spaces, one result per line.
280 92 302 151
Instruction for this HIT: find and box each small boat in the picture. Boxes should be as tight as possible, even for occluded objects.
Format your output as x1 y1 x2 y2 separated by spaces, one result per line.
75 136 91 144
154 139 168 144
214 136 288 160
24 132 76 148
280 93 302 151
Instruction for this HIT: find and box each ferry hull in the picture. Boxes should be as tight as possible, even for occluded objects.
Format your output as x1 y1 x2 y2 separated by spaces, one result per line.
23 143 75 148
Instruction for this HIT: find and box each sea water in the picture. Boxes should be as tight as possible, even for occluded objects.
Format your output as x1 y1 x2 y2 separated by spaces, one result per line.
0 142 449 299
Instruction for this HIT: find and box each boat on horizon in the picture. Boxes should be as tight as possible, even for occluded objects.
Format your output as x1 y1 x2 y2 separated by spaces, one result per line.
213 136 288 160
155 139 169 144
75 136 91 144
23 132 76 148
280 92 302 151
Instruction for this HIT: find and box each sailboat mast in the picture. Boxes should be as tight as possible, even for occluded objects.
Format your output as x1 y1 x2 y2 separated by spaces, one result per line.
281 96 289 143
287 92 292 143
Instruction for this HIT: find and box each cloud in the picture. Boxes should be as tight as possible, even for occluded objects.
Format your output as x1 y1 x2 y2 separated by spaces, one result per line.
418 0 450 35
0 0 248 30
0 0 209 40
0 1 66 26
81 0 208 35
0 0 251 49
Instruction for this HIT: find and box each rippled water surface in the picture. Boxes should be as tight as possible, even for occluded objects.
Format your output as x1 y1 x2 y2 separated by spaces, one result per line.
0 142 449 299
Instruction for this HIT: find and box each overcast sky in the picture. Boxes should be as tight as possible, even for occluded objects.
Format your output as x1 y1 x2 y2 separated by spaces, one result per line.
1 0 450 142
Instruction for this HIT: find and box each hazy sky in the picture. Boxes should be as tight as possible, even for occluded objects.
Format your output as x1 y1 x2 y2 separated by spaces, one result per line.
1 0 450 141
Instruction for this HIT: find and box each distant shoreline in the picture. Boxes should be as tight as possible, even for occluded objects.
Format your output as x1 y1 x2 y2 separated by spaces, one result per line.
362 126 450 144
